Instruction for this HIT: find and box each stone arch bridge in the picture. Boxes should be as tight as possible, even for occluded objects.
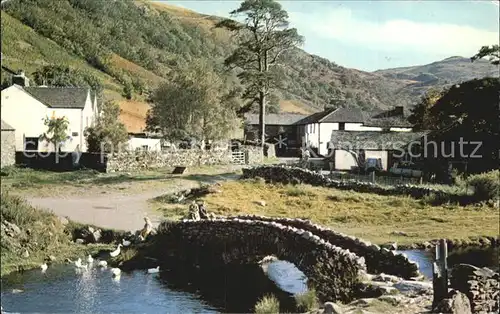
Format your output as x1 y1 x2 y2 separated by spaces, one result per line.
156 216 421 303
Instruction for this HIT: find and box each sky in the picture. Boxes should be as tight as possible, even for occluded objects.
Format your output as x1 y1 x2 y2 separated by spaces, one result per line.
160 0 499 72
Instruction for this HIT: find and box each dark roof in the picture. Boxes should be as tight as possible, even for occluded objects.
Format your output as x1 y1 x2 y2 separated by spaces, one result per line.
294 107 365 125
245 113 308 125
293 110 331 125
1 119 15 130
363 107 413 128
322 107 365 123
330 131 429 150
23 87 89 109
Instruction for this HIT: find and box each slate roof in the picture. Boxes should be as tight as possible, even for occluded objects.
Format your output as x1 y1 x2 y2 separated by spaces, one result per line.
245 113 308 125
294 107 366 125
1 119 15 130
363 108 413 128
330 131 429 150
23 87 89 109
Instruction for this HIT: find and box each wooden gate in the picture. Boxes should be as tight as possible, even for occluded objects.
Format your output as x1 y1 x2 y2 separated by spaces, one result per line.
231 151 245 164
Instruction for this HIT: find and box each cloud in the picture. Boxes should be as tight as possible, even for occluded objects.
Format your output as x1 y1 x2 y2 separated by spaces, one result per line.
288 8 499 56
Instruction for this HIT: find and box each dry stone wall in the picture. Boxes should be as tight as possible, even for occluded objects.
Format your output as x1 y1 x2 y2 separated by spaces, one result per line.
106 145 263 172
1 129 15 168
156 218 366 303
242 165 465 201
229 214 421 279
450 264 499 313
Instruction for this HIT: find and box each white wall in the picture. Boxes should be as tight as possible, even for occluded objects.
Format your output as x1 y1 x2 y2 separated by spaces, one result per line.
127 137 162 151
390 127 412 132
344 123 382 131
335 150 358 170
1 86 47 151
1 86 95 152
309 122 383 156
334 149 390 171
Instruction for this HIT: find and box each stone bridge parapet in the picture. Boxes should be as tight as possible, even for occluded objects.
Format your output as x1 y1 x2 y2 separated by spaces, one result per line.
229 214 421 279
157 217 366 302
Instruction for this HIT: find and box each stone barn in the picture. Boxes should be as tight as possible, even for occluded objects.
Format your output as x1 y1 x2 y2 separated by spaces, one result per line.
1 119 16 168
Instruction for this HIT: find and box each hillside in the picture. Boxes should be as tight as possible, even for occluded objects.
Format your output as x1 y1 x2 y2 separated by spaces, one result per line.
1 0 496 132
374 56 499 98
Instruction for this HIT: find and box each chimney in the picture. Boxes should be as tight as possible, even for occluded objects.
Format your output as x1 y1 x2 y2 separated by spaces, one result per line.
12 70 30 87
323 104 337 112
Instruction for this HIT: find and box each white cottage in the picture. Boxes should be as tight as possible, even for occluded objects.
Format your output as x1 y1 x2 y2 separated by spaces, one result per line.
0 72 99 152
294 106 413 156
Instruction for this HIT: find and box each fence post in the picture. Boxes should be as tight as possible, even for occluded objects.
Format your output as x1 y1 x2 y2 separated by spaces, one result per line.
370 171 375 183
432 239 448 309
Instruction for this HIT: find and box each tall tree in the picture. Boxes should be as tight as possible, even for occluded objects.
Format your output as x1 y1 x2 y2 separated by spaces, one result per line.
146 60 240 145
471 45 499 65
84 100 128 153
217 0 304 148
408 88 444 130
40 116 70 152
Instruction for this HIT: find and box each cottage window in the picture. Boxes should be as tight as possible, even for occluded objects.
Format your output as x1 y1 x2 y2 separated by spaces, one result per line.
339 122 345 130
142 145 149 151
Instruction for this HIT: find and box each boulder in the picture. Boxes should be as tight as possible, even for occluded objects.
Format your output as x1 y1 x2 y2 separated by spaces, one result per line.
323 301 343 314
434 290 471 314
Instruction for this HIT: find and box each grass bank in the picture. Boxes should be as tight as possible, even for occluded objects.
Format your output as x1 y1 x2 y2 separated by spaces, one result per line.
153 179 499 246
0 193 113 276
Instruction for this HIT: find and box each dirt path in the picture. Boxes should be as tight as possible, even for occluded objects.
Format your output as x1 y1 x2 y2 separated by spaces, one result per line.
27 172 241 232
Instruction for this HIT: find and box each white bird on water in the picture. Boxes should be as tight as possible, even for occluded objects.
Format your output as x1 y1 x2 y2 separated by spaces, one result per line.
97 260 108 268
147 266 160 274
40 263 48 273
122 239 131 247
87 255 94 264
109 244 122 258
111 268 121 277
74 258 88 270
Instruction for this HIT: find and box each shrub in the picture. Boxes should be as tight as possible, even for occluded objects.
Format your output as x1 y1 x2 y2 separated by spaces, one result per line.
295 288 319 312
254 294 280 314
468 170 500 201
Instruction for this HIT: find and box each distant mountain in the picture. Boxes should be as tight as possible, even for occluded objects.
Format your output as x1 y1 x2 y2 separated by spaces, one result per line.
1 0 497 132
374 56 499 98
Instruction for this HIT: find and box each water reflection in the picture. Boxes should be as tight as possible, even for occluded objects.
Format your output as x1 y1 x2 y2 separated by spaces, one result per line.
400 246 499 279
1 265 219 314
264 260 308 295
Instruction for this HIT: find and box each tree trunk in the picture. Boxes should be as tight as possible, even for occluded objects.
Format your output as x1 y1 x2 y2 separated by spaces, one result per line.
259 91 266 151
258 50 269 152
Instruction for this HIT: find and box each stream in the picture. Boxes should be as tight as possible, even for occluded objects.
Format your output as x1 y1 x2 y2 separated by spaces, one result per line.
1 247 497 313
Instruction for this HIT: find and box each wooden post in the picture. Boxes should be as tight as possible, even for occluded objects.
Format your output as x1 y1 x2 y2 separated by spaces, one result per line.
432 239 448 309
370 171 375 183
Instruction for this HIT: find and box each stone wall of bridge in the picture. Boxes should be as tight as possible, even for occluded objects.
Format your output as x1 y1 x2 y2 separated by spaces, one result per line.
156 218 366 303
230 215 421 279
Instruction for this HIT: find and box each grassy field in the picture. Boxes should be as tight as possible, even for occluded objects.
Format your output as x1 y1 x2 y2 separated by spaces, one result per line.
0 193 113 276
153 179 499 246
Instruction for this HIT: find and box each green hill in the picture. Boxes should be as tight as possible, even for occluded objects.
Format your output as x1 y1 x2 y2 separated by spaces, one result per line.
1 0 496 132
